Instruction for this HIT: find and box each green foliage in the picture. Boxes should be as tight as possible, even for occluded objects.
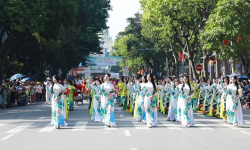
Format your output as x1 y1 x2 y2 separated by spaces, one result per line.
0 0 111 80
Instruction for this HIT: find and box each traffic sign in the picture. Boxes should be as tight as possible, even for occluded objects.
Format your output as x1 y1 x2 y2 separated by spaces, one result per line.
196 64 203 71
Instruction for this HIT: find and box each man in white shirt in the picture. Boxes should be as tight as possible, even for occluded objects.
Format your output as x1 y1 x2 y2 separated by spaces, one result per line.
75 76 81 85
44 77 53 104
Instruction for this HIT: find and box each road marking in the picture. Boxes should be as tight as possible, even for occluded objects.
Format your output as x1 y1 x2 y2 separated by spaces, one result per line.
39 116 45 120
118 108 122 111
159 121 181 129
72 121 88 131
39 123 55 132
131 149 137 150
131 120 149 130
195 122 214 130
124 130 131 136
197 115 205 117
0 124 5 127
1 134 14 140
241 131 250 136
120 114 124 118
6 123 33 134
103 132 111 133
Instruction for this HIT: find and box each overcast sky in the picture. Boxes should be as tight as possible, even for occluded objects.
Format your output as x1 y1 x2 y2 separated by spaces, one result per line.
107 0 140 42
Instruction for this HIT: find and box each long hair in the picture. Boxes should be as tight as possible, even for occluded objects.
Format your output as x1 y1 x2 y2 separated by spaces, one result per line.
148 73 156 91
142 76 148 83
201 77 206 83
233 76 239 95
182 76 191 92
224 76 229 85
51 75 59 93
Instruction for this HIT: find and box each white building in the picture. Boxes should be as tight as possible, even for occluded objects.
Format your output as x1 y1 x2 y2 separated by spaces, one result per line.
68 29 116 78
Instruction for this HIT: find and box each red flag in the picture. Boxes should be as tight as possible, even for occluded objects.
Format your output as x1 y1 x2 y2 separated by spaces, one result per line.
177 51 183 62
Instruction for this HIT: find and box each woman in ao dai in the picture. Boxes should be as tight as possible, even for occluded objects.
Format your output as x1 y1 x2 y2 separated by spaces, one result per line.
144 73 158 128
136 76 147 122
91 79 102 122
51 75 67 129
167 80 179 121
101 74 116 127
226 76 244 126
220 76 229 120
176 77 184 122
180 76 195 126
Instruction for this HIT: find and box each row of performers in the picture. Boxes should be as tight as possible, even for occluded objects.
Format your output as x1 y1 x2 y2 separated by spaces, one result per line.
88 74 245 128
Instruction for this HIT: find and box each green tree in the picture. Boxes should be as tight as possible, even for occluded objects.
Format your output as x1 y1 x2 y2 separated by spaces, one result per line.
201 0 250 75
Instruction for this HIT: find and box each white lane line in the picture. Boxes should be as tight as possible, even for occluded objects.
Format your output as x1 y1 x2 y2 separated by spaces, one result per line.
195 122 214 130
131 149 138 150
120 114 124 118
0 124 5 127
72 121 88 131
124 130 131 136
241 131 250 136
39 123 55 132
6 123 33 133
39 116 45 120
197 115 205 117
1 134 14 140
131 120 149 130
159 121 181 129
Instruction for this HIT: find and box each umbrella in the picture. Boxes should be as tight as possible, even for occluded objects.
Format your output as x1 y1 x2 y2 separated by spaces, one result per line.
229 72 241 77
224 75 230 78
21 77 31 82
10 73 26 81
238 75 249 80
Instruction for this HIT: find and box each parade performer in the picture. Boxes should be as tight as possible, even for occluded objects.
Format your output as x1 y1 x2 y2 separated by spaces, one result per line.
50 75 67 129
91 79 102 122
167 80 179 121
180 76 196 127
190 78 200 112
101 74 116 127
220 76 229 120
144 73 158 128
176 77 184 122
197 77 207 113
136 75 147 122
226 76 244 126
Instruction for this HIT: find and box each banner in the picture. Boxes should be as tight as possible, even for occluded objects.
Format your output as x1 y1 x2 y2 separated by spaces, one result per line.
86 56 122 66
111 73 119 78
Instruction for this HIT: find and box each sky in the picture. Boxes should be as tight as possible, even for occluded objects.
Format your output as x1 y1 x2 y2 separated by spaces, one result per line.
107 0 140 43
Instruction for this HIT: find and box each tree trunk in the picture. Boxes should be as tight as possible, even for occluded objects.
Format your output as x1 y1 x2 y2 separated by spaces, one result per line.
169 37 179 78
203 50 209 79
243 63 249 76
215 53 220 78
222 59 230 75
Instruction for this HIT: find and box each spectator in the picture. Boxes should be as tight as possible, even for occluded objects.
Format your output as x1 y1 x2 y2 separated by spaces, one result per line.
10 83 16 106
0 85 6 109
17 93 27 106
36 82 43 101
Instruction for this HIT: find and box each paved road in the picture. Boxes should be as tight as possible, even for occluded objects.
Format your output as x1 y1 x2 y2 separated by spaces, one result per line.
1 100 250 150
